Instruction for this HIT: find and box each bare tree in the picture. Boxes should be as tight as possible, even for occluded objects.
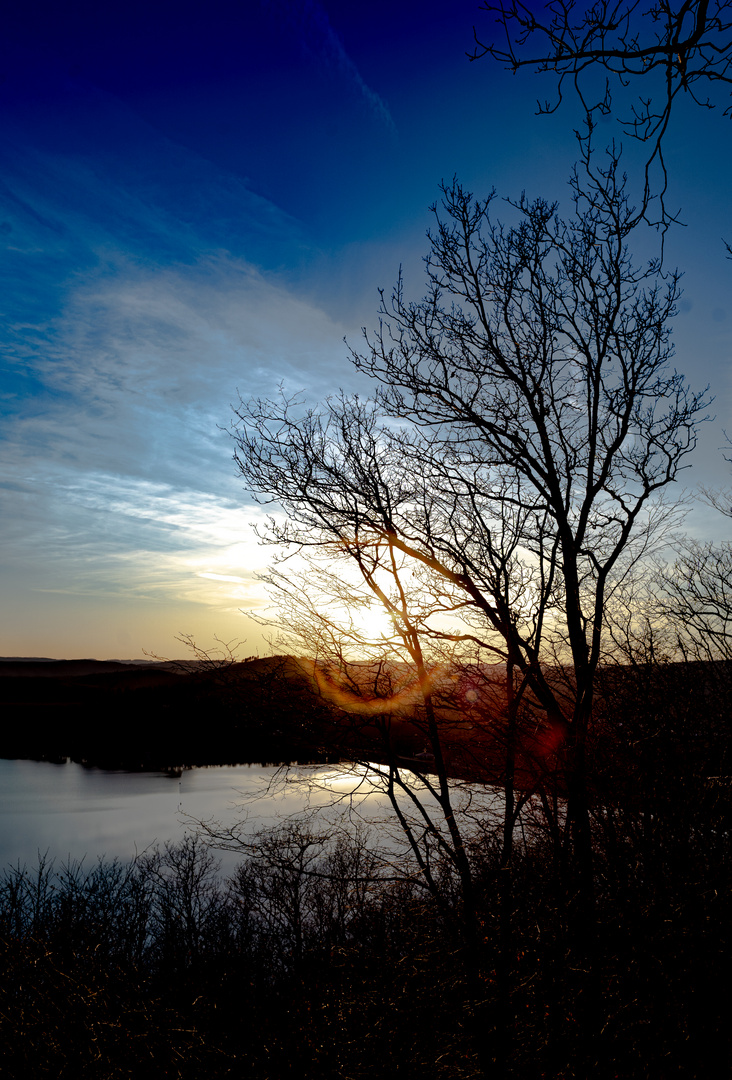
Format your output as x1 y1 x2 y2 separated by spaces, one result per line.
234 476 536 1072
355 154 704 892
658 481 732 659
233 155 704 1065
472 0 732 226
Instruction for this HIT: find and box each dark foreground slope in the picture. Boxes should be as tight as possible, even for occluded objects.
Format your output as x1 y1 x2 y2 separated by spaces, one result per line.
2 659 732 1076
3 781 732 1079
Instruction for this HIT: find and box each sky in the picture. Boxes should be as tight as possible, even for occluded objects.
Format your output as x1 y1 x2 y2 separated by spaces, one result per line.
1 0 731 660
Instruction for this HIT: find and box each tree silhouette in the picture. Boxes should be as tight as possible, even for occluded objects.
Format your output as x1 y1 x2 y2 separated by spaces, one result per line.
233 154 706 1068
473 0 732 226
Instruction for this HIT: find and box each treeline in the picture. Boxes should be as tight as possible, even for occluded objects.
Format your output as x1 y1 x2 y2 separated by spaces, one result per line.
4 654 731 791
0 656 337 768
2 659 732 1077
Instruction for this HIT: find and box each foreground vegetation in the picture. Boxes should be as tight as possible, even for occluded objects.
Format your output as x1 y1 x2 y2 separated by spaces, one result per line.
2 660 731 1078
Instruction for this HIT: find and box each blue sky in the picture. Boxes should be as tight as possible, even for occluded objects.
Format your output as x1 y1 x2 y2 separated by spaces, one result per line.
1 0 731 659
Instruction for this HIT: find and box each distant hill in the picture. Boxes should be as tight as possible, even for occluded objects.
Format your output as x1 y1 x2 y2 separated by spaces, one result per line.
0 655 338 769
0 658 177 677
0 655 532 783
6 656 726 795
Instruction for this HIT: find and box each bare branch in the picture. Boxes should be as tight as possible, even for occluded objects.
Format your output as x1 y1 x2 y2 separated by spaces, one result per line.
472 1 732 228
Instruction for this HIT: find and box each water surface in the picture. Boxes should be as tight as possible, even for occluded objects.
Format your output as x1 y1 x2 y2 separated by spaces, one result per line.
0 757 503 873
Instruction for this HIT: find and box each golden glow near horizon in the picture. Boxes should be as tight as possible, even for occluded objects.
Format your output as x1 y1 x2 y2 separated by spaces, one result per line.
0 477 282 660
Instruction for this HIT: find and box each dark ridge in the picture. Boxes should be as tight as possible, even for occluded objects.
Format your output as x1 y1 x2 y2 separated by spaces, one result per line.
0 655 337 770
0 658 174 678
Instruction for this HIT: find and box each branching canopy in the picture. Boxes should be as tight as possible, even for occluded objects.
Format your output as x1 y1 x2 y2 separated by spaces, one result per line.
234 157 707 732
473 1 732 224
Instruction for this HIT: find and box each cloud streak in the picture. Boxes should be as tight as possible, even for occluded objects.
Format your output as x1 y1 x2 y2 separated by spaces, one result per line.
269 0 397 137
0 131 366 654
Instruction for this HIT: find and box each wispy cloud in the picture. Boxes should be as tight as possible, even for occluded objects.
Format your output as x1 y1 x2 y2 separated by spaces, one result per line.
268 0 397 136
0 30 389 655
0 468 279 608
3 247 355 470
0 255 354 615
0 151 361 651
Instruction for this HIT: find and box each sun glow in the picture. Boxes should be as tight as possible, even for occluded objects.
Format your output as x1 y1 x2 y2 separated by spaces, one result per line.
347 602 395 644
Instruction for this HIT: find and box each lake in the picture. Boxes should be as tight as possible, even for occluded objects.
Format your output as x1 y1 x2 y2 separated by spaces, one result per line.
0 757 504 875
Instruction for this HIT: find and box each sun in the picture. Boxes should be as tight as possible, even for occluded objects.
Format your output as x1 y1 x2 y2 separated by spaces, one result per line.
347 602 395 643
